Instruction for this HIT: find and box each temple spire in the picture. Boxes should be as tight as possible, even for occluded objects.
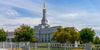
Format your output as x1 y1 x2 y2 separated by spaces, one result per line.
41 2 48 25
44 2 45 8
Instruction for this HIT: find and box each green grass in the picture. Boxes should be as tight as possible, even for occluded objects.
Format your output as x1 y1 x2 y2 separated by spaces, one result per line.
8 47 85 50
30 47 85 50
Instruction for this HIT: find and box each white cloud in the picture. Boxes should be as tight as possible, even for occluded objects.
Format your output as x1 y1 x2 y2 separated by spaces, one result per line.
61 13 79 18
6 9 18 16
0 16 41 31
1 17 41 25
92 27 100 30
0 0 42 14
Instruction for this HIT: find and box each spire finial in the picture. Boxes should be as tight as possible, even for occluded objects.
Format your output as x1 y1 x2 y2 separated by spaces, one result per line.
44 2 45 8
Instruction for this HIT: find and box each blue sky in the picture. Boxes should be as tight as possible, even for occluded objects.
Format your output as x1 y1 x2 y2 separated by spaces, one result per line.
0 0 100 36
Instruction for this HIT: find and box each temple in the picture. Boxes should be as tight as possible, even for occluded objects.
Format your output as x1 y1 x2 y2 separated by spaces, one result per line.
34 2 61 43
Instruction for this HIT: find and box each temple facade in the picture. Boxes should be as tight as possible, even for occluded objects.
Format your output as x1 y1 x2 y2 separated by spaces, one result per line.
34 3 79 43
6 32 14 42
34 4 61 43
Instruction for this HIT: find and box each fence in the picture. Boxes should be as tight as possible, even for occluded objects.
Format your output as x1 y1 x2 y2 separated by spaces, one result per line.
0 42 100 50
92 44 100 50
30 43 85 50
0 42 30 50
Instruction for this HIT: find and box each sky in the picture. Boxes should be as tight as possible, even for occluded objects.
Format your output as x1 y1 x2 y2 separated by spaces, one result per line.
0 0 100 36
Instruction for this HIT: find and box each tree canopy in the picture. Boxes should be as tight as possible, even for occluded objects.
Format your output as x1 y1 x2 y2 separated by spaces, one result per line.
14 24 37 42
93 36 100 44
51 27 79 43
79 28 95 43
0 29 8 42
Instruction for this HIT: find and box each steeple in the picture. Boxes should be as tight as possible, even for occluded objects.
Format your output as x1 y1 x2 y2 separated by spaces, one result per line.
34 1 50 29
41 2 48 25
44 2 45 8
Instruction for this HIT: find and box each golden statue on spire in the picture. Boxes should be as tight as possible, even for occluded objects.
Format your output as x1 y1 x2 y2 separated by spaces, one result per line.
44 2 45 8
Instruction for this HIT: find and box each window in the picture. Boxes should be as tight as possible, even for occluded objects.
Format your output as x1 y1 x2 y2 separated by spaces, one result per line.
48 34 50 42
41 35 44 42
45 34 47 42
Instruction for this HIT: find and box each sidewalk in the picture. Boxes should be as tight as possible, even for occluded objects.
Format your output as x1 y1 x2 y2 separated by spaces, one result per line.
0 48 8 50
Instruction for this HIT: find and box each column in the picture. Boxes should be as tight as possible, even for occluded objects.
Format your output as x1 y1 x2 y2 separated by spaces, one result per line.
43 34 45 42
85 43 91 50
25 42 30 50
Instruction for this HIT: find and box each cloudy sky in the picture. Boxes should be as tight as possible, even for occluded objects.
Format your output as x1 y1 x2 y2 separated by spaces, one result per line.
0 0 100 36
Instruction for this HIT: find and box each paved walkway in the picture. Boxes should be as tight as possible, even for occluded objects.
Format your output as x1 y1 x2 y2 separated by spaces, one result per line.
0 48 8 50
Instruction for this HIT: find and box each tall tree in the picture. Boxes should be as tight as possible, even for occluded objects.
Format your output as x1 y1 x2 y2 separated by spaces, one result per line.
93 36 100 44
14 24 37 42
0 29 8 42
51 27 79 43
79 28 95 43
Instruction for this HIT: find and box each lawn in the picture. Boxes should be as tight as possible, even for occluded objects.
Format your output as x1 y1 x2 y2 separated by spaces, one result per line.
8 48 23 50
5 48 85 50
7 47 85 50
30 47 85 50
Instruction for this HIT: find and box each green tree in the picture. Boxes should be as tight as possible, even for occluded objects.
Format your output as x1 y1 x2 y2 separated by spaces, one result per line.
51 27 79 43
14 24 37 42
0 29 8 42
79 28 95 43
93 36 100 44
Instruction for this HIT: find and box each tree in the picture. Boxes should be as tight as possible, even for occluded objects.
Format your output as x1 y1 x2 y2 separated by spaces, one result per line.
14 24 37 42
93 36 100 44
51 27 79 43
79 28 95 43
0 29 8 42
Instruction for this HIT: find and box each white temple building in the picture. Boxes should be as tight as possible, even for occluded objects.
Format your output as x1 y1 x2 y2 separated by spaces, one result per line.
34 3 61 43
34 3 78 43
